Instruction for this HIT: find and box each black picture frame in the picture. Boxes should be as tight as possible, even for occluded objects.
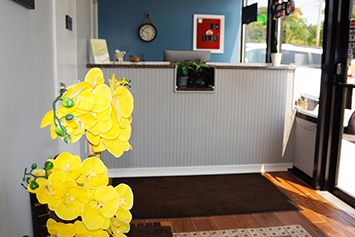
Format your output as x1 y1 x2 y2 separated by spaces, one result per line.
13 0 35 9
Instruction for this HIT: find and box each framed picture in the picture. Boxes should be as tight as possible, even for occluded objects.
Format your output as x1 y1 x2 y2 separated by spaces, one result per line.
89 39 111 64
13 0 35 9
193 14 225 54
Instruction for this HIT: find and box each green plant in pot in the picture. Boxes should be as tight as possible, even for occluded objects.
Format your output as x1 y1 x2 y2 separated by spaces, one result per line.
176 58 211 87
175 60 193 87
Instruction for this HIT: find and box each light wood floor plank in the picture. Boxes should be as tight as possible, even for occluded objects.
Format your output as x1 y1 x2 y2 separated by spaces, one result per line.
308 222 345 237
213 215 241 230
275 211 320 225
170 218 196 233
320 213 355 237
192 217 219 231
254 213 284 226
233 214 264 228
291 198 325 223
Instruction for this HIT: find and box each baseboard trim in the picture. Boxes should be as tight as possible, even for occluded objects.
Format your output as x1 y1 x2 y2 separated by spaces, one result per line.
288 166 313 187
108 163 293 178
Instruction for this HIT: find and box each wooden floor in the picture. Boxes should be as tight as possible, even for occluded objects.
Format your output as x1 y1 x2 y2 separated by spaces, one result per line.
131 172 355 237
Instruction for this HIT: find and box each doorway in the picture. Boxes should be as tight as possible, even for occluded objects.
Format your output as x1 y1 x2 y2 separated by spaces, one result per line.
331 3 355 206
314 0 355 208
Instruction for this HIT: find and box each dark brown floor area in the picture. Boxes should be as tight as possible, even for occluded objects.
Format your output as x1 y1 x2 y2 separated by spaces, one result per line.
115 173 297 219
131 172 355 236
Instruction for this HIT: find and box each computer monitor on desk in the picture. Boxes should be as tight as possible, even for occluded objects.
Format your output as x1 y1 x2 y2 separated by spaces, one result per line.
163 50 211 63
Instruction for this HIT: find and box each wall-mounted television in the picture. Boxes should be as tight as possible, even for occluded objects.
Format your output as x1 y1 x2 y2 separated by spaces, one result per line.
13 0 35 9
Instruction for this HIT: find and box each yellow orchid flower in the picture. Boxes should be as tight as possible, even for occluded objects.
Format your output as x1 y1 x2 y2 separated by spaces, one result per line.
63 81 94 100
112 86 133 119
73 90 95 112
75 221 109 237
87 108 113 136
89 72 134 158
65 178 77 187
102 137 132 158
55 185 90 220
31 172 67 207
50 152 82 180
115 184 134 223
115 184 133 210
76 157 108 189
89 109 132 157
58 110 97 143
109 74 130 91
84 67 105 88
47 218 76 237
91 84 113 113
115 208 132 224
108 216 130 237
82 186 120 230
41 110 66 140
26 67 138 237
26 169 46 193
84 69 113 113
41 67 134 158
41 70 105 144
41 92 94 143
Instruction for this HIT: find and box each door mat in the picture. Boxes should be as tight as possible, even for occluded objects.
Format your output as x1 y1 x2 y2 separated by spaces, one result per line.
172 225 312 237
112 173 298 219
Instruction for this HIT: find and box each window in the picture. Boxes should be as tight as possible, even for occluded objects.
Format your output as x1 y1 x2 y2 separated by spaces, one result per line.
311 53 322 68
243 0 268 63
245 48 266 63
282 0 325 117
282 51 310 66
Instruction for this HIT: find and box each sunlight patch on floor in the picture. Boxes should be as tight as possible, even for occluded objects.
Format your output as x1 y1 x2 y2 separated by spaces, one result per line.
317 190 355 220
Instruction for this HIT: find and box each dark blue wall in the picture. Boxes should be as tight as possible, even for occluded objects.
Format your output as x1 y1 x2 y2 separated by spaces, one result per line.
98 0 241 62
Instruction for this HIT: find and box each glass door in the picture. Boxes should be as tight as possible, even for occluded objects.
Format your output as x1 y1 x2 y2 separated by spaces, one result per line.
336 85 355 204
333 5 355 206
317 0 355 207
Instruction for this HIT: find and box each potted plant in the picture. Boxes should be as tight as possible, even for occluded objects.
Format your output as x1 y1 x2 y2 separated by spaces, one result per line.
175 60 192 87
271 36 282 66
176 58 211 87
21 68 135 237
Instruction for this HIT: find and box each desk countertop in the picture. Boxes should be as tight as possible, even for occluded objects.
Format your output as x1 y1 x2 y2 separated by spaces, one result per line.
87 62 296 70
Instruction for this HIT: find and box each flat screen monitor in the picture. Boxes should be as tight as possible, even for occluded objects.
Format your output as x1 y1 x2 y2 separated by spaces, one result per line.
242 3 257 25
163 50 211 63
13 0 35 9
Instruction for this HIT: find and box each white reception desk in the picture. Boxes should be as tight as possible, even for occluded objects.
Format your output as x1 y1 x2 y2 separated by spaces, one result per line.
87 63 296 177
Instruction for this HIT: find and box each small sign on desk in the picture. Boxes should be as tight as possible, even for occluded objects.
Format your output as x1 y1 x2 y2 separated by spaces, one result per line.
89 39 111 64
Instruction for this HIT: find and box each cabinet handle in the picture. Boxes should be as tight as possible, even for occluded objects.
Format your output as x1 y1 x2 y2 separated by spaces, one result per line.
338 82 355 88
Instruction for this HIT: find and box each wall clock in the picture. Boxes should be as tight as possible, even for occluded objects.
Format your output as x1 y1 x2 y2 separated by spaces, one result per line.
139 13 157 42
139 23 157 42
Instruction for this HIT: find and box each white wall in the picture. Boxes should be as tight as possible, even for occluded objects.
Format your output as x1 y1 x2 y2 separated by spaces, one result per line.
55 0 81 155
76 0 92 80
76 0 93 159
0 0 58 236
54 0 92 156
0 0 92 235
